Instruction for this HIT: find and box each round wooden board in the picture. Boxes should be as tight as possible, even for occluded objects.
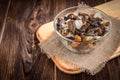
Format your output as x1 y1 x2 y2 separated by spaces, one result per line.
36 21 120 74
52 56 85 74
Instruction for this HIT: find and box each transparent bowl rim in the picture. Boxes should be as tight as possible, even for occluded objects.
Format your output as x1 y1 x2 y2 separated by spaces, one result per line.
53 6 112 42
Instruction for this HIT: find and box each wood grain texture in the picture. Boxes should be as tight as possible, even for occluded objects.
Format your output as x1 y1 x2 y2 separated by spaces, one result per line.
0 0 9 35
0 0 120 80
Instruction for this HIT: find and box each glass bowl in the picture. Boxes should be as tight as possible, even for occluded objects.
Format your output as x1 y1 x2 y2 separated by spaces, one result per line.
53 5 112 54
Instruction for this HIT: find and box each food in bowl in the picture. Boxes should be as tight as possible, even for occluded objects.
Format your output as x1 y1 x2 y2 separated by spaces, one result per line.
54 6 111 53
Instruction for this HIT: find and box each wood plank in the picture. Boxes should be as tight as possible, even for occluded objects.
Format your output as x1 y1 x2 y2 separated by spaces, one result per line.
0 0 12 79
0 0 9 36
1 0 41 80
0 0 55 80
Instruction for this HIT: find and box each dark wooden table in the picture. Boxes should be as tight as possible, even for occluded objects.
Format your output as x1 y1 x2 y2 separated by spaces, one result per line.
0 0 120 80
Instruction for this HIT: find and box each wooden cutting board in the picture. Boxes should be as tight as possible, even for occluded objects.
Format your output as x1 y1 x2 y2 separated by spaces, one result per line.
36 0 120 74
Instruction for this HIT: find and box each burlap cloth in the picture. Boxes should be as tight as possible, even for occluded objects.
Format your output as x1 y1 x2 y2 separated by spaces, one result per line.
40 17 120 75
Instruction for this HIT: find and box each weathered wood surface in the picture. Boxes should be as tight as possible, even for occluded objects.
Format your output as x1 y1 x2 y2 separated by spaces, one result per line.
0 0 120 80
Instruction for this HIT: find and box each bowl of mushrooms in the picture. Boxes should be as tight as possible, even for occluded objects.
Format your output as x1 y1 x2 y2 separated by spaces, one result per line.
53 5 112 53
